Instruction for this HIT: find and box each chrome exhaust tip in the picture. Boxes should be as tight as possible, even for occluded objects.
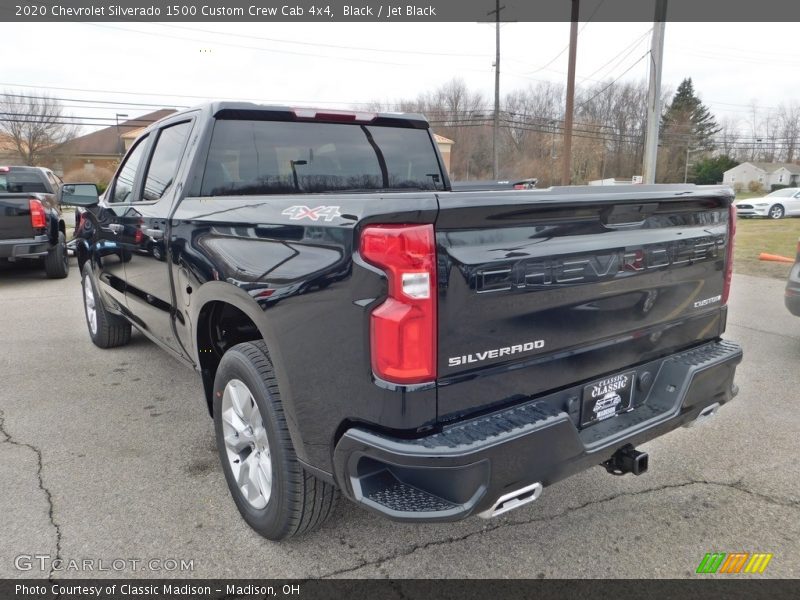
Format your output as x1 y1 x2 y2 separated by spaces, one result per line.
478 482 542 519
685 402 720 428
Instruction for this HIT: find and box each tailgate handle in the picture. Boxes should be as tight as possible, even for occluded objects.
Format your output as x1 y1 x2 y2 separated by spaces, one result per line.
600 203 658 228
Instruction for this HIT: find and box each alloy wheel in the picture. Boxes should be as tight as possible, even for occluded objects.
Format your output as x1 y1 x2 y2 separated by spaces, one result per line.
221 379 273 509
83 275 98 335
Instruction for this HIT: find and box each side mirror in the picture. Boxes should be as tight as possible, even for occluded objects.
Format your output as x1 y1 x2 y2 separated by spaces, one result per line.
60 183 99 207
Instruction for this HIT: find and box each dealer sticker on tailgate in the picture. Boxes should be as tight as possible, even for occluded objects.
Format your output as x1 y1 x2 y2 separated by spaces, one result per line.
581 371 635 427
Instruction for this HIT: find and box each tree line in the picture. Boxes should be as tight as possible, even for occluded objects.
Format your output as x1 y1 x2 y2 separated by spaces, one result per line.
368 77 800 187
2 80 800 188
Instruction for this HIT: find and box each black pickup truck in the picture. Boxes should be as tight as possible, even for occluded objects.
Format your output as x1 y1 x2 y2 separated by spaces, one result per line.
71 103 742 540
0 165 70 278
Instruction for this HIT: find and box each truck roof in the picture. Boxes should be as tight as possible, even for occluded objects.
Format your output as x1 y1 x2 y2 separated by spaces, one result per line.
0 165 46 172
153 101 431 131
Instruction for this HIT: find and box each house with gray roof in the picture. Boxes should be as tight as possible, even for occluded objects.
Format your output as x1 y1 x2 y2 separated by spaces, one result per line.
722 161 800 190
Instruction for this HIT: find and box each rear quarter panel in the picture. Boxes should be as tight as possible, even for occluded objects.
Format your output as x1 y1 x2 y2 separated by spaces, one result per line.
170 192 439 470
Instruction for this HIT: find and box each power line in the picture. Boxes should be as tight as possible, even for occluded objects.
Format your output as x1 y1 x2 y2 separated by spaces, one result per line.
576 51 650 109
578 28 652 83
0 81 491 109
84 23 491 70
149 22 490 58
526 0 607 75
0 92 190 109
0 112 161 125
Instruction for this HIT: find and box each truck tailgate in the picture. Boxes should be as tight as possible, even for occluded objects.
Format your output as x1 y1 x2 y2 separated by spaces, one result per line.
435 185 733 421
0 195 35 240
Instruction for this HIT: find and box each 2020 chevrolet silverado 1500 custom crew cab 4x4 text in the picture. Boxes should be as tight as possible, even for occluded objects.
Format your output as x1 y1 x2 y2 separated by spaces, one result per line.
72 103 742 540
0 165 70 278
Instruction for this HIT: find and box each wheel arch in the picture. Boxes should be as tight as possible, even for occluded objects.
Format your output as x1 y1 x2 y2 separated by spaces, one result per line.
770 203 785 218
190 283 309 463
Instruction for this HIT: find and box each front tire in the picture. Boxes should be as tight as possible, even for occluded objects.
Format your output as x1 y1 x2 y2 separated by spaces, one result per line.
81 262 131 348
213 340 337 540
44 231 69 279
769 204 785 219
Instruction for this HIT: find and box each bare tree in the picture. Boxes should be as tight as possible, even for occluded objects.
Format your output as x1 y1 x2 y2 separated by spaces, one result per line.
0 91 79 165
366 77 728 185
576 79 650 181
717 116 741 160
747 100 762 162
501 82 564 184
777 101 800 162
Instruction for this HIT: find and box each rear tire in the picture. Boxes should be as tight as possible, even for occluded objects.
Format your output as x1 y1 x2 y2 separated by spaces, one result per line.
769 204 785 219
213 340 338 540
44 231 69 279
81 262 131 348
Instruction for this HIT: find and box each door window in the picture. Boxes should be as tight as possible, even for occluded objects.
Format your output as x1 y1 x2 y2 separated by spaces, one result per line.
110 137 149 204
46 170 60 190
141 121 193 202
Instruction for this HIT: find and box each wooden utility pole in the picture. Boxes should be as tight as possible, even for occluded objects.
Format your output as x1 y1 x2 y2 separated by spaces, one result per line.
561 0 579 185
642 0 667 184
488 0 504 179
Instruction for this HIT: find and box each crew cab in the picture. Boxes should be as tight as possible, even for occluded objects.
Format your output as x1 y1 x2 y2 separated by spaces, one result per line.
71 103 742 540
0 166 69 278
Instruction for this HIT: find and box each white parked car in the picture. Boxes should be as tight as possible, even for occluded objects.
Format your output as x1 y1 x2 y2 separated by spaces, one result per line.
734 188 800 219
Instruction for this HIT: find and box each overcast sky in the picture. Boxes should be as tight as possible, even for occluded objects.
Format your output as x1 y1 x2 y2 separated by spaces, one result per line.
2 21 797 133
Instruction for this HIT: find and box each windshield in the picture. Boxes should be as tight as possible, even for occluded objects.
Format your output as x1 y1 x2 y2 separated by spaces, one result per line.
767 188 799 198
200 119 444 196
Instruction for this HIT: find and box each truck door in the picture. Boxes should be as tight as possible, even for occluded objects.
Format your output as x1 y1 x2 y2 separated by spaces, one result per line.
121 118 195 355
88 135 151 314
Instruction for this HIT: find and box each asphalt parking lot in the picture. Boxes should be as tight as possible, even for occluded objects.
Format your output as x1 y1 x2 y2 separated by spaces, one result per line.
1 260 798 579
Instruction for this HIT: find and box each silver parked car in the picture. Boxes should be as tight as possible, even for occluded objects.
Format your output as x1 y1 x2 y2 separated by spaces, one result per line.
734 188 800 219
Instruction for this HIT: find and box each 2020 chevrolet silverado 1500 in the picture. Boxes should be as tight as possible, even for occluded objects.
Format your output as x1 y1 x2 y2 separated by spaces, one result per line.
0 165 70 278
70 103 742 540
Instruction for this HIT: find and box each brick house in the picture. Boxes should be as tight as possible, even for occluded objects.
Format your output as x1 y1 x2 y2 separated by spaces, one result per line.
0 133 23 165
51 109 176 180
433 133 454 174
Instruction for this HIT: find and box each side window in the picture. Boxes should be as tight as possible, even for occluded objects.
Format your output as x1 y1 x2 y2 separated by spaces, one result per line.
110 136 148 204
141 121 192 202
45 171 59 190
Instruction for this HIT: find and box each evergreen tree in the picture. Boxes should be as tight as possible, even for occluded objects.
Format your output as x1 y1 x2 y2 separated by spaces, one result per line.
662 78 720 148
691 155 738 185
657 78 721 182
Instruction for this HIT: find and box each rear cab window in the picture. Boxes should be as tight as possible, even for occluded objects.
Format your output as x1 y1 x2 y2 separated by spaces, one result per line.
0 169 48 193
199 118 445 196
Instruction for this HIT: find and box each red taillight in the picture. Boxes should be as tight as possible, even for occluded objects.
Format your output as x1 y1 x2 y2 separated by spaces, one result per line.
360 224 437 384
29 198 46 229
722 203 736 305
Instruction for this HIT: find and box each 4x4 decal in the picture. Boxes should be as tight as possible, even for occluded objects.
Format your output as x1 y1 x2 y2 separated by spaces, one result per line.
281 205 342 222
